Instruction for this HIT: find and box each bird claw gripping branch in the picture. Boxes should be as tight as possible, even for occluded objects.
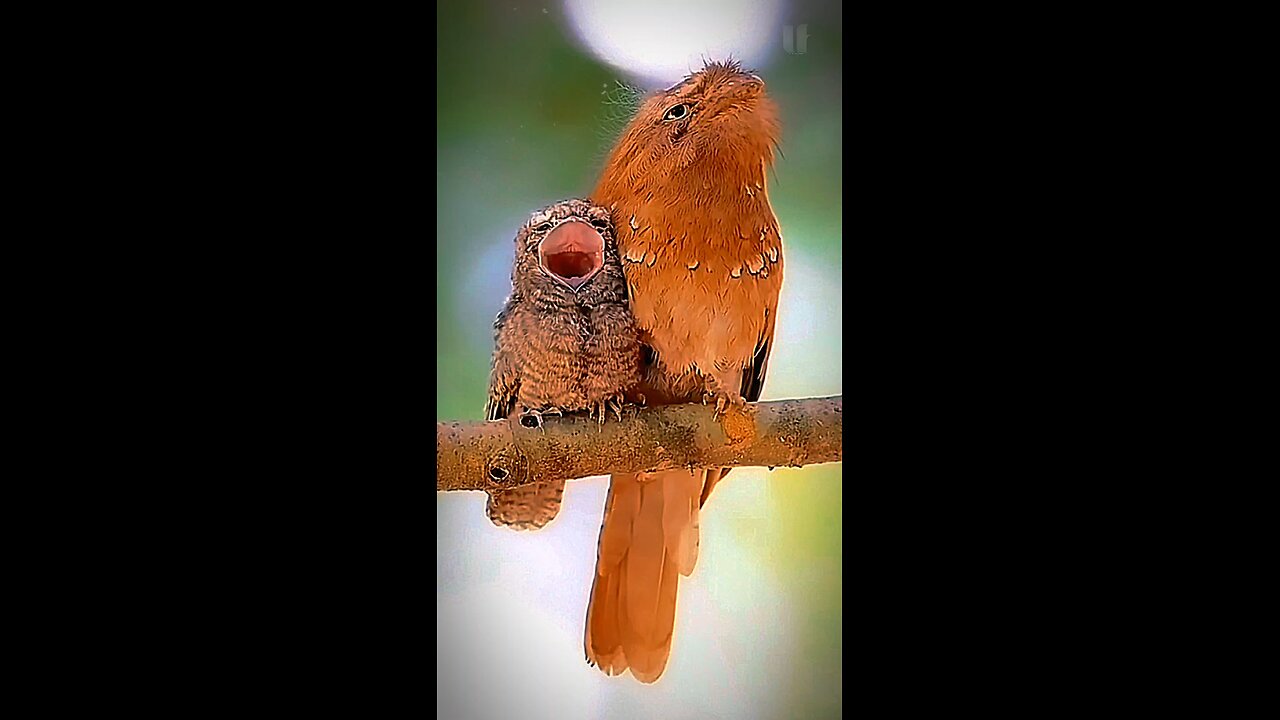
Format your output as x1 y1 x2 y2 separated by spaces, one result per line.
517 406 563 430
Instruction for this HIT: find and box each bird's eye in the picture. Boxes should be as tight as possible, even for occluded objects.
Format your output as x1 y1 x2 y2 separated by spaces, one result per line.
533 222 553 233
663 103 689 121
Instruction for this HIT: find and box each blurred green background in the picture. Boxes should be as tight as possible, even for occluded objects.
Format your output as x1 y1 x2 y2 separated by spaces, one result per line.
437 1 842 718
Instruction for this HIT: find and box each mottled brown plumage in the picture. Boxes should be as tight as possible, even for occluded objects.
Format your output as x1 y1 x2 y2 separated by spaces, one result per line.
584 61 784 682
484 198 642 530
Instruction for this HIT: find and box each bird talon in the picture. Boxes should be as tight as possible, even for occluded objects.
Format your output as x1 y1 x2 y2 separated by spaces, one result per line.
518 408 545 430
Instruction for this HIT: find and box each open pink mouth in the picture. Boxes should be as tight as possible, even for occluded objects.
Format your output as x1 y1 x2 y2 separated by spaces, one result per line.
540 221 604 290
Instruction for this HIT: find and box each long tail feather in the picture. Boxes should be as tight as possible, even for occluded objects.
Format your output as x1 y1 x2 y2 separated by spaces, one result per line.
664 469 702 576
585 469 706 683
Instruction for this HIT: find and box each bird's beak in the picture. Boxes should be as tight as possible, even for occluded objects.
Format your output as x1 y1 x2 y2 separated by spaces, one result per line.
539 220 605 291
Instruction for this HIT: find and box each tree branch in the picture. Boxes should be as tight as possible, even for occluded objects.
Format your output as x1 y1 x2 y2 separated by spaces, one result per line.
437 395 842 492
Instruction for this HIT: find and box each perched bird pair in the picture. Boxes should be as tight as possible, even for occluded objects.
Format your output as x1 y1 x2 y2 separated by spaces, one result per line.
483 60 783 684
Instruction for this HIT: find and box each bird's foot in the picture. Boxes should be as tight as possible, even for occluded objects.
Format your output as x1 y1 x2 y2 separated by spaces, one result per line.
700 391 745 420
611 393 646 420
588 399 608 426
608 395 626 423
716 394 745 420
587 394 640 424
702 376 747 421
518 406 563 430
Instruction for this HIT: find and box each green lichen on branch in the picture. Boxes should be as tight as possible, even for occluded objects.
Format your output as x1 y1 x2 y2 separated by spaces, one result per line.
436 395 842 492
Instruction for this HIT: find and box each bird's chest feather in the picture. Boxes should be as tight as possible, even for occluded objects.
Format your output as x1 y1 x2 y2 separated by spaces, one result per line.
616 209 783 371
